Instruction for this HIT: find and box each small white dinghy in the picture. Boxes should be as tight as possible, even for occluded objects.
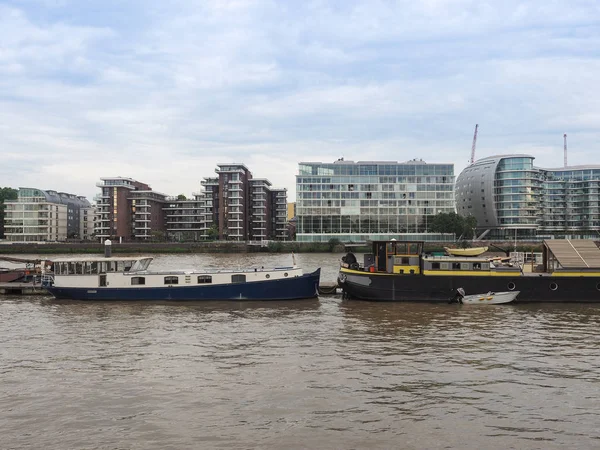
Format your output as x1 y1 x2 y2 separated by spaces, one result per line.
451 287 519 305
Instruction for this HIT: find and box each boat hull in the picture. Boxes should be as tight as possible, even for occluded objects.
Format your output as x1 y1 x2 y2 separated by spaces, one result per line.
45 269 321 301
338 269 600 302
0 270 26 283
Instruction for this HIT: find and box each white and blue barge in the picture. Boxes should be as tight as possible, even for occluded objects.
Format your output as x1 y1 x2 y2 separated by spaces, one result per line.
42 256 321 301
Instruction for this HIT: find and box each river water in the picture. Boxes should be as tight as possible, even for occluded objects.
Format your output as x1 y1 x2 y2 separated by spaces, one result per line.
1 253 600 449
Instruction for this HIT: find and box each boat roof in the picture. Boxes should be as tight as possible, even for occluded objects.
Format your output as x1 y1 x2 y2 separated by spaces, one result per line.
50 256 153 263
544 239 600 269
424 255 491 262
368 240 425 244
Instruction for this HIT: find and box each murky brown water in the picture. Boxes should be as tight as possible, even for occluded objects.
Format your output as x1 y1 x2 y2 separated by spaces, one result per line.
2 253 600 449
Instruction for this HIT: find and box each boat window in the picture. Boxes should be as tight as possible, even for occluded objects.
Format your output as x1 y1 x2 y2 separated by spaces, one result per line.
131 258 152 272
452 262 461 270
90 262 98 274
482 263 490 270
164 276 179 285
441 263 450 270
473 262 481 270
402 257 409 264
131 277 146 285
431 262 440 270
123 261 133 272
408 243 420 254
75 263 84 274
198 275 212 284
232 274 246 283
461 263 470 270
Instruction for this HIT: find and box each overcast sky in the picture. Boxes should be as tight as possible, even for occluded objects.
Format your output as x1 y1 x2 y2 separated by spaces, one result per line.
1 0 599 201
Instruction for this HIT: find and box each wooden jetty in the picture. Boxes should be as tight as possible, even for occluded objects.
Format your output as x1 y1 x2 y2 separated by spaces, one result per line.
0 283 49 296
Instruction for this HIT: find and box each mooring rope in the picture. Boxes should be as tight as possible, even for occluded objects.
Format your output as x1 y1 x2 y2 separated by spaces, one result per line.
318 284 339 295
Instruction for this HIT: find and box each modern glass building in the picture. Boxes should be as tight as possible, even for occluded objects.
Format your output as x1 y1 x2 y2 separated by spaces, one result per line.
296 159 456 242
455 155 541 240
456 155 600 239
540 166 600 234
4 188 91 242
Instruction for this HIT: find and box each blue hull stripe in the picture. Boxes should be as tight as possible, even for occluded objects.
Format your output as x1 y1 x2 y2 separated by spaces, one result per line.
45 269 321 301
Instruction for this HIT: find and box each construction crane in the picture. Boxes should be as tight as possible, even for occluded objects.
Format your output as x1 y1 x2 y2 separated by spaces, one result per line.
470 124 479 164
564 133 568 168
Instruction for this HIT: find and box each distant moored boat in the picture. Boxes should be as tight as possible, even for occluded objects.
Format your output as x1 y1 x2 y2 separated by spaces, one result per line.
41 255 321 301
444 246 489 257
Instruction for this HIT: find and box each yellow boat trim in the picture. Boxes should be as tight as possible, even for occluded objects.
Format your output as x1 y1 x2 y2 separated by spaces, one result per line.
392 265 420 274
339 267 416 276
549 272 600 277
341 267 600 277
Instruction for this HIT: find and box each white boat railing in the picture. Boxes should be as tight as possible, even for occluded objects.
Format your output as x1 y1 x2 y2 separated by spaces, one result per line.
128 266 298 276
41 274 54 285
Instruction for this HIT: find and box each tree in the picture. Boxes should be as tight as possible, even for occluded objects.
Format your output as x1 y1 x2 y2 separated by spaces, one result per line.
206 224 219 240
151 230 166 242
177 194 187 200
0 187 18 239
463 215 478 240
429 212 477 239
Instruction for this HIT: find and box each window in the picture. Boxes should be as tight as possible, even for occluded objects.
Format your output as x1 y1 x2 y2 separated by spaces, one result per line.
131 277 145 285
198 275 212 284
232 274 246 283
473 263 481 270
164 276 179 285
432 262 440 269
452 262 461 270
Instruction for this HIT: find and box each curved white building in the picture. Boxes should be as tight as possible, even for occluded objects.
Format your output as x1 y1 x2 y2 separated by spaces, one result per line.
456 155 600 239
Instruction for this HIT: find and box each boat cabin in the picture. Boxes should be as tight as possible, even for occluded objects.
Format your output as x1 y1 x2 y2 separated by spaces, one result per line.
365 240 423 274
50 257 153 275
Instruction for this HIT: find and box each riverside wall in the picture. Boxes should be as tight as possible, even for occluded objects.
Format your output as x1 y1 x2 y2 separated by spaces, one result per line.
0 240 547 255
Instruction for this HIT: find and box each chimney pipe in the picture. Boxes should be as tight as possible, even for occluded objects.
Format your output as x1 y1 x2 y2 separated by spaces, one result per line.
104 239 112 258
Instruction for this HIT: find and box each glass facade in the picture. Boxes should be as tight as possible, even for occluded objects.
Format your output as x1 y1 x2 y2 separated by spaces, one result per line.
296 160 456 242
456 155 600 239
494 157 540 227
540 168 600 232
4 188 90 241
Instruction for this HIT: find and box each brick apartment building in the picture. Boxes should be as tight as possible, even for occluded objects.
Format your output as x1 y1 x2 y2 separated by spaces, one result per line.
94 165 288 242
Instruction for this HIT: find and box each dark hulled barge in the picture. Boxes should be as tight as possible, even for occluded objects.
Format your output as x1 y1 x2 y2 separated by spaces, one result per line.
338 239 600 302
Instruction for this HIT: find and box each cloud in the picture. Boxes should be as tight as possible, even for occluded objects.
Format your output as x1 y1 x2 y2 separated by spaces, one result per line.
0 0 599 202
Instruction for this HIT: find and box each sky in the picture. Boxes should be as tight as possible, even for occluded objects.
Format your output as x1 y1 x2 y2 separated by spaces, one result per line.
1 0 600 202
